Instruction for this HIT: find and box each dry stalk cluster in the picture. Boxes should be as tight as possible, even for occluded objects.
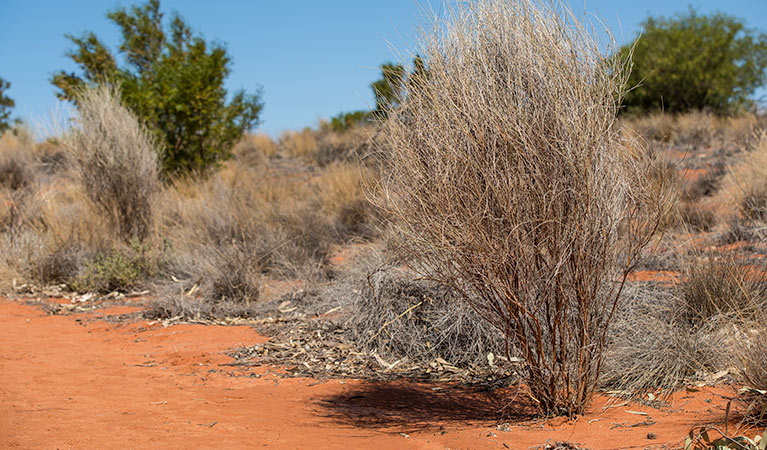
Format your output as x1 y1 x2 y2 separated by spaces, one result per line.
345 265 506 369
61 84 160 242
375 0 666 416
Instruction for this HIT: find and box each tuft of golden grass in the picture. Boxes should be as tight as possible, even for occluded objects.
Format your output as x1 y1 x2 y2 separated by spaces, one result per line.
720 132 767 221
234 132 278 166
278 128 318 160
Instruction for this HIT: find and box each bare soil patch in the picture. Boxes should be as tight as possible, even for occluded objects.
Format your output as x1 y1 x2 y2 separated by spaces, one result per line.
0 297 750 449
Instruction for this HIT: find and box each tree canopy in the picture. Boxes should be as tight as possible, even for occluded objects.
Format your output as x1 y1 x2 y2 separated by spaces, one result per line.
52 0 263 177
622 8 767 115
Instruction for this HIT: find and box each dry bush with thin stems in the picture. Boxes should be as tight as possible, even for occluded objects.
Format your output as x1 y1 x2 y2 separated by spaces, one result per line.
61 84 160 242
373 0 667 416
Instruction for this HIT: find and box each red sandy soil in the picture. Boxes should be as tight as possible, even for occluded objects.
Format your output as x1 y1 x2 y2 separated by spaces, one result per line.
0 297 745 450
628 270 680 284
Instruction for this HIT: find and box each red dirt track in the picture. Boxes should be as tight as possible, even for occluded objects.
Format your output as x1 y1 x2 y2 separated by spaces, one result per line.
0 298 741 449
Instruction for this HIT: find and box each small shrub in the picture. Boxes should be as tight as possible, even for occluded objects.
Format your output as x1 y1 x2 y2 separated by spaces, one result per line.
0 77 14 135
203 244 261 304
327 110 371 133
375 0 666 416
32 240 88 286
62 84 160 242
70 240 160 293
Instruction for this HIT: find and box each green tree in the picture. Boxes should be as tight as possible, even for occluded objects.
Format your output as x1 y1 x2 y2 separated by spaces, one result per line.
52 0 263 177
0 77 14 135
372 62 406 113
622 8 767 115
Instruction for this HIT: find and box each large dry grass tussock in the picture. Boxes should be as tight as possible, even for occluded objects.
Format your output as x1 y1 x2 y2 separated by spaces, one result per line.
721 131 767 222
374 0 667 416
61 84 160 242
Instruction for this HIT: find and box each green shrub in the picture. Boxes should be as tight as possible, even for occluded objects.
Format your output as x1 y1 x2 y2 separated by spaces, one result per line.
622 8 767 115
70 240 161 293
52 0 263 177
0 77 14 136
327 110 371 133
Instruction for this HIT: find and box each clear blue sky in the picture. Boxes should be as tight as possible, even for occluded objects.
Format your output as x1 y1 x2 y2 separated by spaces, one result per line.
1 1 766 137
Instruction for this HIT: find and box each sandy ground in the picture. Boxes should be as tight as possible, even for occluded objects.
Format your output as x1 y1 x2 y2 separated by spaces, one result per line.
0 297 740 449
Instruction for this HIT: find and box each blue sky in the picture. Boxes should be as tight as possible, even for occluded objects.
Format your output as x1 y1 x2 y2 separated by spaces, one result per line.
1 1 766 137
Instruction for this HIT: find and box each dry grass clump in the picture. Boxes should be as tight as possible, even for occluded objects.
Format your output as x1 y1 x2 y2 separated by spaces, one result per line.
277 123 379 167
374 0 666 416
722 132 767 221
278 128 318 161
343 264 504 369
732 325 767 426
601 282 708 395
677 253 767 324
61 84 160 242
234 132 278 167
313 123 378 167
675 202 716 232
673 111 718 148
604 251 767 396
316 162 378 237
622 113 676 143
623 111 766 150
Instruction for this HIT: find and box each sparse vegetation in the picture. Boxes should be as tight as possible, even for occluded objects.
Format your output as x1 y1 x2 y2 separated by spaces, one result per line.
5 1 767 446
